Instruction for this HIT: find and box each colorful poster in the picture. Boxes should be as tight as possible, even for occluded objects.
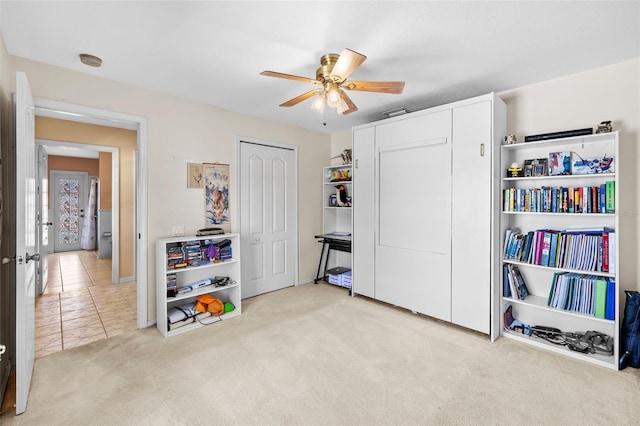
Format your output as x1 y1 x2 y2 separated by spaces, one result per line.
203 163 231 232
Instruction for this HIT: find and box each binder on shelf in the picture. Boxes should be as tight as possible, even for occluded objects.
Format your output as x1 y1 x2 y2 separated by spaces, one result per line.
594 278 607 319
605 280 616 320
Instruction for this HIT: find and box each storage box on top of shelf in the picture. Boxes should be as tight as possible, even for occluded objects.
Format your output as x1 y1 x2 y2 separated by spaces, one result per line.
571 155 614 175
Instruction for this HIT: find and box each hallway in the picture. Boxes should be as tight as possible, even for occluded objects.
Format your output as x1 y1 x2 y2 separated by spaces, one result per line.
35 250 137 358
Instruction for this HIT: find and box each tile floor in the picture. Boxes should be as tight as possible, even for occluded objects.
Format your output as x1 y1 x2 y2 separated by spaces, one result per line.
35 250 137 358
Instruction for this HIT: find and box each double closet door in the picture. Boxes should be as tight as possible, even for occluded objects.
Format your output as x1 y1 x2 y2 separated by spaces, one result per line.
352 93 505 337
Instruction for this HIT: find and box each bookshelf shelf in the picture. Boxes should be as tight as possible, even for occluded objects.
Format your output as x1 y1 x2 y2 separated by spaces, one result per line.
503 330 615 369
156 234 242 338
502 211 615 217
164 258 239 275
504 295 615 324
500 131 620 369
320 164 353 285
504 173 615 182
503 259 616 278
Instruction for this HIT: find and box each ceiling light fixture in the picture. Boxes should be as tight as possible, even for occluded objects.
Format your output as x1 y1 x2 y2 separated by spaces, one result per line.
79 53 102 67
311 82 348 114
310 92 326 114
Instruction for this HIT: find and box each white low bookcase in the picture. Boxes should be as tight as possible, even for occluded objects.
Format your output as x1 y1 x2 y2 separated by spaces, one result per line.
156 234 242 337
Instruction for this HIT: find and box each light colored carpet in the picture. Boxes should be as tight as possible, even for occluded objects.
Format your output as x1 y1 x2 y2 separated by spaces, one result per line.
2 282 639 425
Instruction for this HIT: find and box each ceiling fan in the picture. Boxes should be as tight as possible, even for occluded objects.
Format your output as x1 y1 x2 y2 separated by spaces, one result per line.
260 48 405 115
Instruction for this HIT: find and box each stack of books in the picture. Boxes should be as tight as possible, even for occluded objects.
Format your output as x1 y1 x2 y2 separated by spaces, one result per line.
547 273 615 319
504 227 615 273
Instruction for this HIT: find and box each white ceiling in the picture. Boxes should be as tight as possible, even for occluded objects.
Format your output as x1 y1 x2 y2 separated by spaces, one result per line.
2 1 639 134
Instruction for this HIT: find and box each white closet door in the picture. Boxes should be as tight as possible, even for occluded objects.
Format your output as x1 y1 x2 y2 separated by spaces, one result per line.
240 142 296 299
352 127 375 298
375 110 452 320
451 100 492 333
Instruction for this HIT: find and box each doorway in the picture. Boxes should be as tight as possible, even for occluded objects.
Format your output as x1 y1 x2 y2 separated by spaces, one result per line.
239 139 298 299
3 75 149 415
36 139 120 288
33 99 147 330
50 171 88 253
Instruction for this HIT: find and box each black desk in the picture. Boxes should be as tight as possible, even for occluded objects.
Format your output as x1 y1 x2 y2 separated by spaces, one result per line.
314 233 352 283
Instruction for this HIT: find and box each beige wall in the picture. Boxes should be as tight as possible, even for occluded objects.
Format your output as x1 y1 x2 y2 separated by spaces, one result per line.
330 129 353 166
38 118 135 278
99 152 112 209
48 155 99 176
7 55 330 323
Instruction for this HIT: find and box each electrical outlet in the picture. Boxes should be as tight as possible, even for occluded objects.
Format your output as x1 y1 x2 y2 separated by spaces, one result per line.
172 225 184 237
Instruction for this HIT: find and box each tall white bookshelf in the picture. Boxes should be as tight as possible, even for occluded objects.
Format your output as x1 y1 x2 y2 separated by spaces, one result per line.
500 131 620 369
322 164 352 271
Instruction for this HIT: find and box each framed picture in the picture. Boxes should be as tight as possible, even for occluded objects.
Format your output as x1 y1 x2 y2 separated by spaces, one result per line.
525 158 548 177
548 151 572 175
187 163 203 188
523 159 534 177
203 163 231 232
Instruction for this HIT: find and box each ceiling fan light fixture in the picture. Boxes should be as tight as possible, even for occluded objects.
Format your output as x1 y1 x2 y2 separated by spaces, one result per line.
260 48 405 117
310 93 326 113
326 83 341 108
336 96 349 115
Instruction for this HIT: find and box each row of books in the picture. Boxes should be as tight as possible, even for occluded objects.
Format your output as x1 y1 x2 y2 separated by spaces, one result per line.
503 264 529 300
504 227 615 273
503 182 615 213
547 273 615 319
166 239 233 268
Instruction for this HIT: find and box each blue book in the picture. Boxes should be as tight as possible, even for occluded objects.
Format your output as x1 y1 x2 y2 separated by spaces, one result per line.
600 184 606 213
549 232 559 267
522 231 534 263
605 280 616 320
503 264 511 298
551 188 558 213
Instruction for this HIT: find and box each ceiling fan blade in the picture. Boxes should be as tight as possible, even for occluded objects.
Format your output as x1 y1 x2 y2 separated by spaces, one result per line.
329 48 367 83
338 89 358 115
342 80 405 94
279 89 321 107
260 70 320 85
